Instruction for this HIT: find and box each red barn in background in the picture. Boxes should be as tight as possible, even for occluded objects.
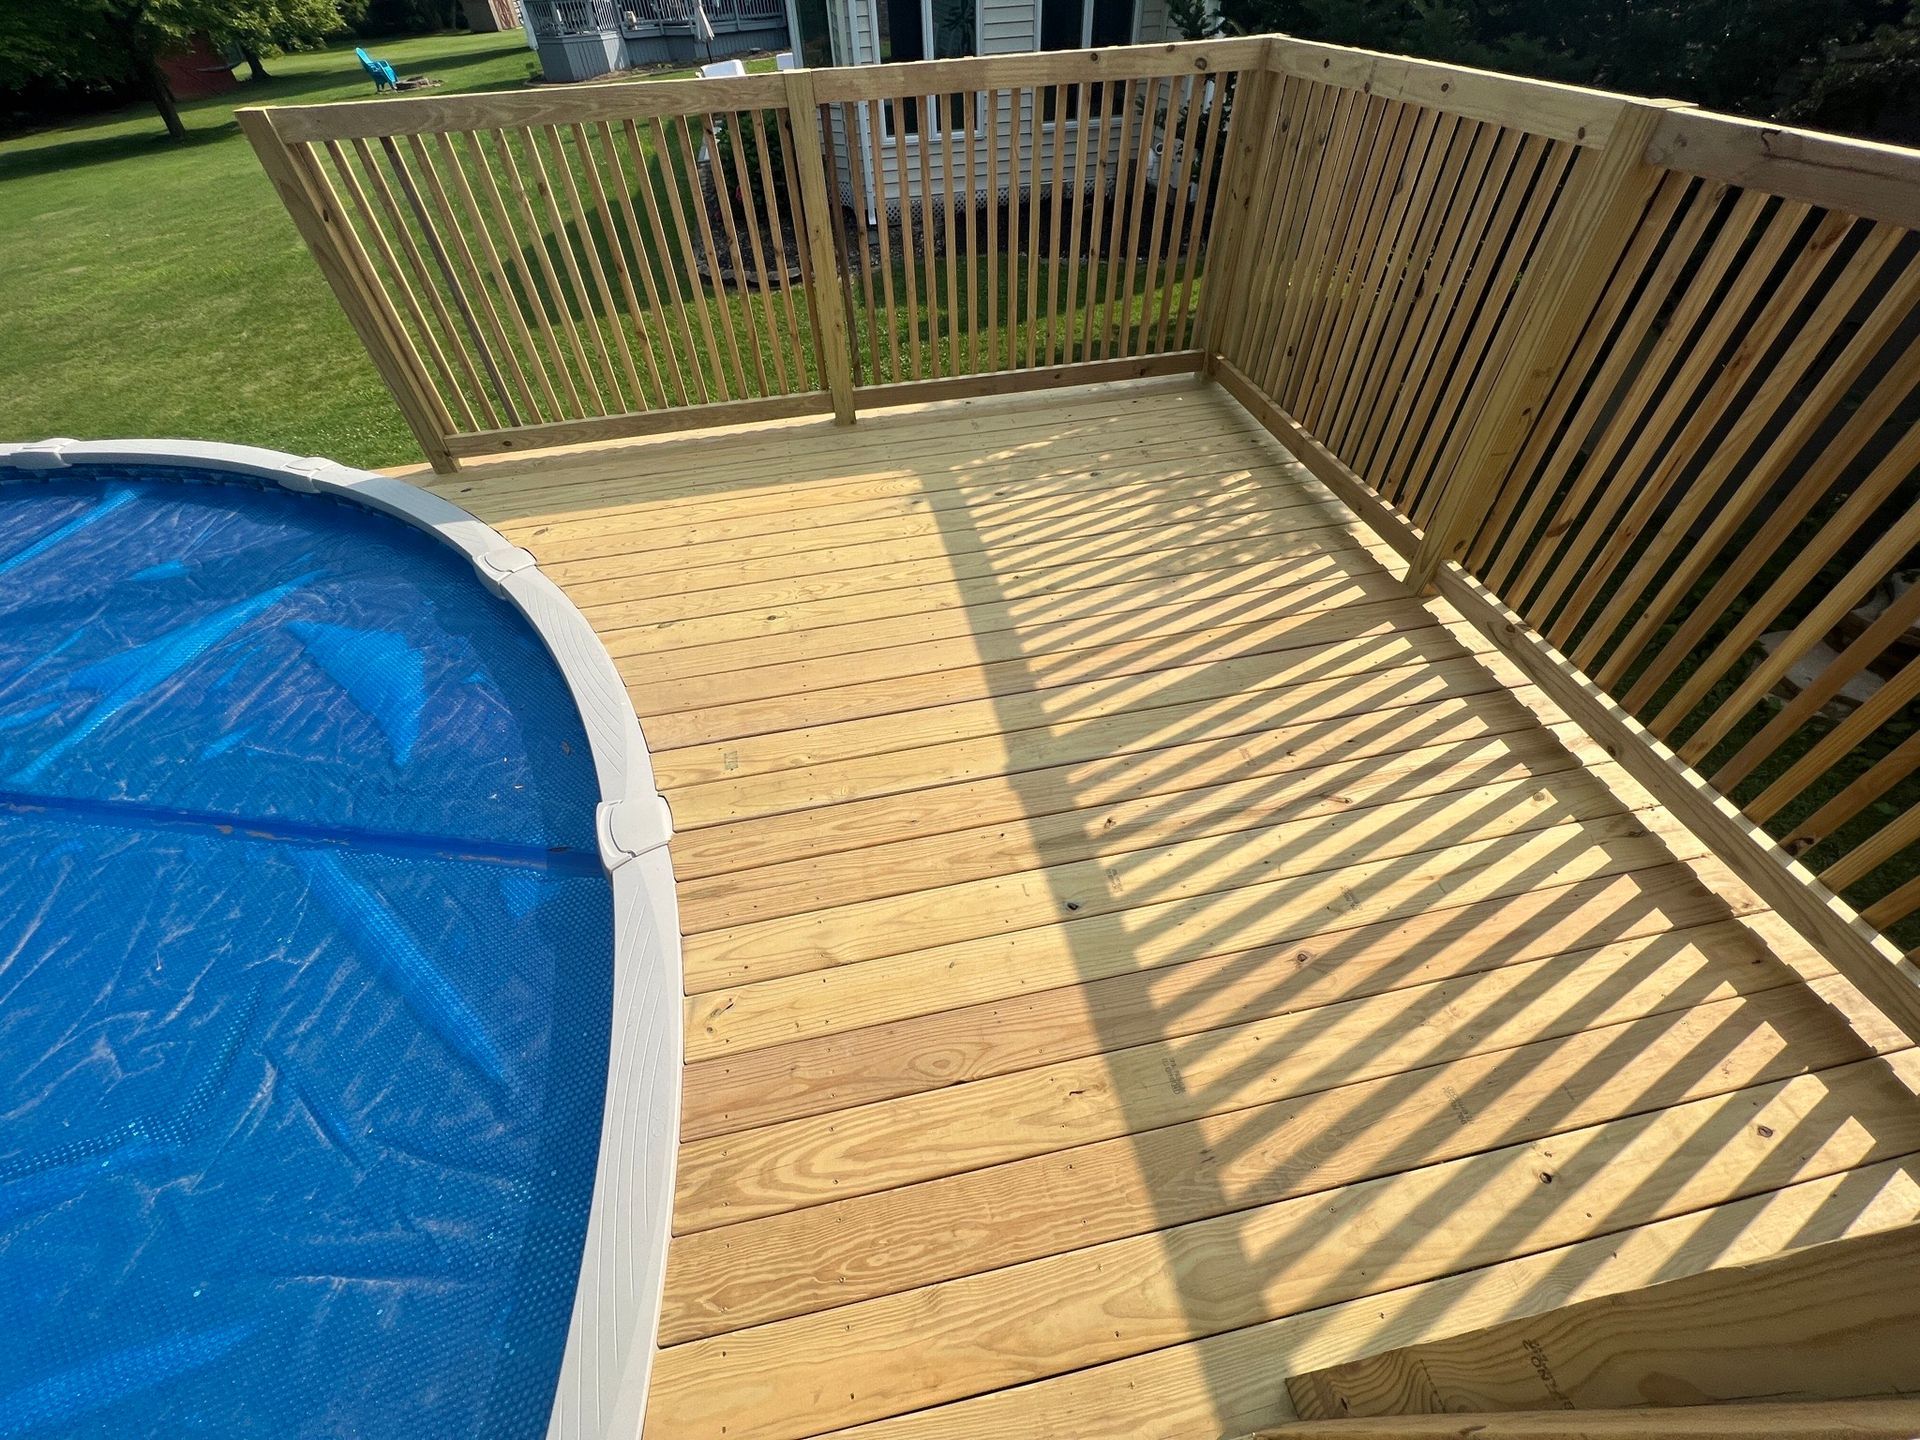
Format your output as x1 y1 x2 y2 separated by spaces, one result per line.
159 33 239 99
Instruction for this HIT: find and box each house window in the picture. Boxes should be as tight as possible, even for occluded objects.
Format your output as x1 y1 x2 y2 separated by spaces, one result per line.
1040 0 1133 51
873 0 977 133
788 0 833 66
1038 0 1133 117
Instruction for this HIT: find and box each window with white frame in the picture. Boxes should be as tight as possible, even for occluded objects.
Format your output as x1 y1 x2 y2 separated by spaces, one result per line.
1037 0 1135 118
872 0 977 133
1040 0 1134 51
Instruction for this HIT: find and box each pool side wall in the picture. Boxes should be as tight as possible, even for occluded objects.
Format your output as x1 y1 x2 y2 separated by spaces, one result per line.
0 437 682 1440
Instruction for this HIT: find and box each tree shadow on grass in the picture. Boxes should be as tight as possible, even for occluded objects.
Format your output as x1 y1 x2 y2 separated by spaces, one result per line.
0 41 532 183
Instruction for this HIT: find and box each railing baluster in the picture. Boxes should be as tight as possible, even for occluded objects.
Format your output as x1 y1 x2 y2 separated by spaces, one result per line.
1044 83 1069 366
1295 103 1434 429
1169 70 1228 353
1390 132 1551 520
1407 99 1687 590
622 116 709 406
1023 86 1043 369
669 113 751 398
914 94 943 378
702 110 772 396
1511 189 1786 620
538 124 647 412
385 134 518 428
329 138 479 431
431 131 562 422
1543 207 1863 652
861 98 901 383
1063 80 1094 366
649 115 732 403
592 119 687 407
960 88 978 374
726 108 789 395
408 133 539 425
1148 73 1204 354
520 126 628 411
746 105 810 392
839 102 878 385
490 127 607 413
938 98 962 378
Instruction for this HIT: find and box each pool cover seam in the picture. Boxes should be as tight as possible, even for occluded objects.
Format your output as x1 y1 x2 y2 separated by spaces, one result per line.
0 786 604 876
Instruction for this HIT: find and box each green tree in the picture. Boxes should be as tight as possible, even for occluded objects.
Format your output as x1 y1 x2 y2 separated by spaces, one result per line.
1216 0 1906 130
0 0 351 141
219 0 361 81
1790 0 1920 136
1168 0 1224 40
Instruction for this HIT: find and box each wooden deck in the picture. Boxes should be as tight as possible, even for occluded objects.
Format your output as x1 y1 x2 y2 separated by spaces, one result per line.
423 376 1920 1440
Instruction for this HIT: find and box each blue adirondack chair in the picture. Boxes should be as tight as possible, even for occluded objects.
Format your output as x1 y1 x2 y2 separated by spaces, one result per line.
355 47 400 92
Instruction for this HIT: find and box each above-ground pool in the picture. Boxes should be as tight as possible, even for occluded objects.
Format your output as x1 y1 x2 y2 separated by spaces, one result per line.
0 443 679 1440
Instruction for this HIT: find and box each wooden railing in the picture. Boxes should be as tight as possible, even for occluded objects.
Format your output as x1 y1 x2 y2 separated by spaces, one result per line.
809 51 1254 399
1209 38 1920 1045
237 40 1258 469
245 37 1920 1046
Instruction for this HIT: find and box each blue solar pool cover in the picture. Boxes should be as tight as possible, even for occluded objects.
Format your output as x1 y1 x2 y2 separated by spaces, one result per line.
0 464 613 1440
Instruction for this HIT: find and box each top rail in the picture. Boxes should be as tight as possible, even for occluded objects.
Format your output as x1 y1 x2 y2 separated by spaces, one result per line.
803 37 1268 99
1648 107 1920 230
267 72 794 142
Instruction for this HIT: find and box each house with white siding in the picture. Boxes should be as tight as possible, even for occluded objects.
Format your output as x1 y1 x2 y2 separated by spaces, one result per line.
793 0 1213 219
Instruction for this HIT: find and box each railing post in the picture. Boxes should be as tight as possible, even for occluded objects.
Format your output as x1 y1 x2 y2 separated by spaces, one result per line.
1406 98 1692 591
782 69 858 425
237 107 462 473
1194 45 1277 372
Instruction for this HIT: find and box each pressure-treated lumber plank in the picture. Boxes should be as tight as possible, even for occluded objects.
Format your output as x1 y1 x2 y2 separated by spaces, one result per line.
666 974 1884 1340
818 1160 1920 1440
646 1061 1920 1439
675 722 1606 932
521 449 1315 566
681 769 1641 991
659 644 1525 823
1649 105 1920 230
679 867 1750 1138
609 535 1403 675
529 460 1331 581
673 866 1807 1228
1287 1222 1920 1420
581 511 1386 644
633 556 1423 715
684 811 1716 1061
426 374 1223 503
644 597 1440 750
1256 1398 1920 1439
555 480 1354 605
667 687 1552 883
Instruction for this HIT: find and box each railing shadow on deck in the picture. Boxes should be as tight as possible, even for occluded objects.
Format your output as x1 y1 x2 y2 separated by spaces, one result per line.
789 395 1920 1435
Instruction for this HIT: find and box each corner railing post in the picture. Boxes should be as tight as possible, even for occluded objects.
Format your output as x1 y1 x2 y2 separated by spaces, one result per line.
1406 97 1693 592
239 107 463 473
782 69 858 425
1194 38 1277 372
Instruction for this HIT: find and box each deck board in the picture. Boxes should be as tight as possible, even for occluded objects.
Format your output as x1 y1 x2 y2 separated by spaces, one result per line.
426 376 1920 1440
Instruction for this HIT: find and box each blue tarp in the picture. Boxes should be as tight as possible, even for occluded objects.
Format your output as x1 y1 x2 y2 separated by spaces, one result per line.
0 465 611 1440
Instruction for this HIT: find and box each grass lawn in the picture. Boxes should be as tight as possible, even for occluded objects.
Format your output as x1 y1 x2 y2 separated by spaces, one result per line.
0 32 759 470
